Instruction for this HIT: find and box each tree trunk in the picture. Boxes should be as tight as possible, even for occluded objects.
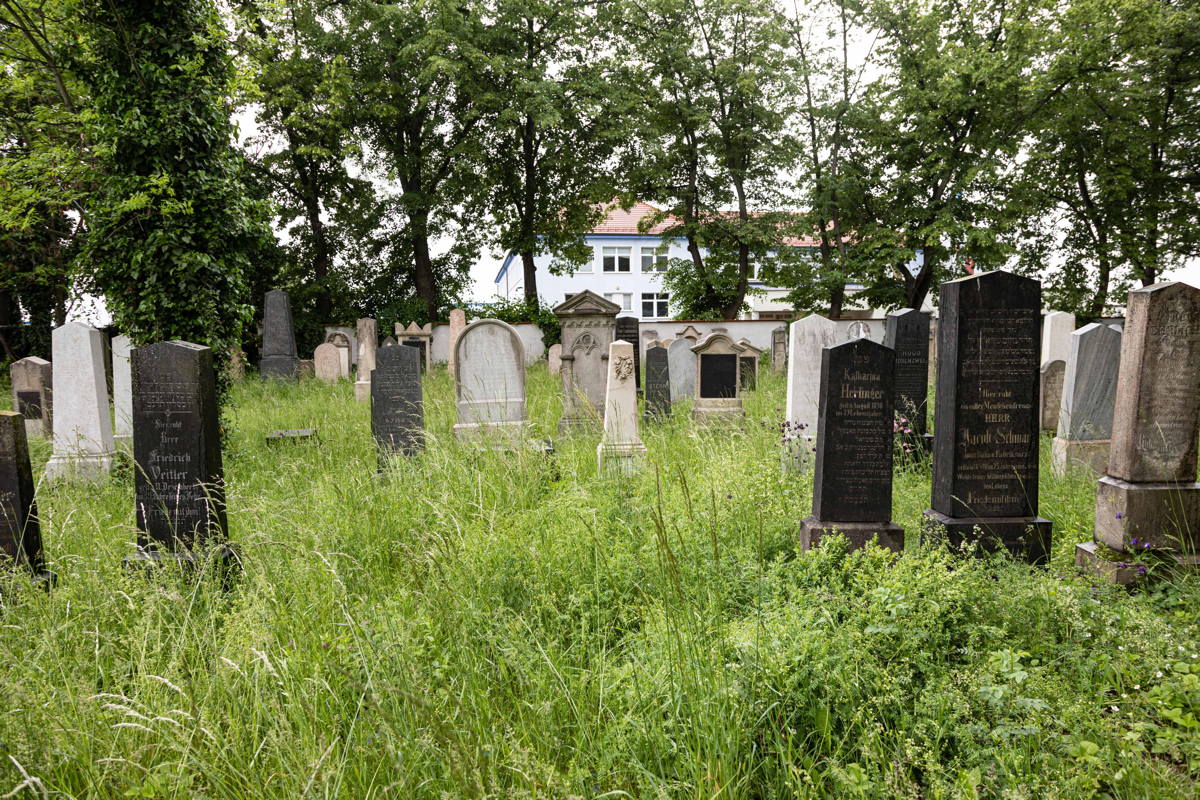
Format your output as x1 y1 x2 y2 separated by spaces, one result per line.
286 126 332 321
829 284 845 318
412 214 438 322
522 250 538 305
906 244 937 309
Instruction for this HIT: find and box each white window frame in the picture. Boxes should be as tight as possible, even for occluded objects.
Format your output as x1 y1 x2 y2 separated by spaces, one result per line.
641 246 668 273
641 292 669 319
605 292 632 311
602 246 631 273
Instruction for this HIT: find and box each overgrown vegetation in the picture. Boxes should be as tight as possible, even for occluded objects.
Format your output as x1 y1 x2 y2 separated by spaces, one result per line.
1 368 1195 798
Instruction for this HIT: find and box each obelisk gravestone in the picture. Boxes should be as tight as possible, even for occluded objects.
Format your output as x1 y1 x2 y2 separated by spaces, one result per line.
260 289 298 380
922 271 1051 562
801 339 903 552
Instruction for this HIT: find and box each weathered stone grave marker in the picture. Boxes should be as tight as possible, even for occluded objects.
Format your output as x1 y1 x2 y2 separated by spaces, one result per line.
883 309 930 437
1039 359 1065 431
447 308 467 378
260 289 299 380
922 271 1051 562
691 333 743 420
736 339 762 390
784 314 837 470
112 335 133 446
555 291 620 431
372 342 423 460
1051 323 1121 475
128 341 232 569
667 338 696 404
11 356 52 439
1041 310 1075 365
314 342 343 382
0 411 52 582
771 326 787 373
1078 282 1200 579
615 317 641 390
801 339 903 552
547 343 562 376
597 340 646 473
643 343 671 420
354 318 378 402
454 319 529 441
45 322 115 481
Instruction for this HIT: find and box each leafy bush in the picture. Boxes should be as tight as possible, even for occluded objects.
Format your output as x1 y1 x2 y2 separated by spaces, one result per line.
475 297 561 347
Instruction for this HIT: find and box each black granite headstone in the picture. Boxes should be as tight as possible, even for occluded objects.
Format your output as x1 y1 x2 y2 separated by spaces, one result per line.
739 355 757 390
0 411 51 581
372 343 424 458
615 318 640 389
924 271 1051 562
131 342 229 561
699 353 737 398
643 345 671 419
260 289 298 379
883 309 930 435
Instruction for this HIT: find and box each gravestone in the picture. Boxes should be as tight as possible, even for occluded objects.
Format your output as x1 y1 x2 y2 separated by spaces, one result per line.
736 339 762 390
453 319 529 441
1039 359 1065 431
11 356 52 438
547 343 562 376
1079 282 1200 577
784 314 838 470
112 335 133 445
922 270 1051 563
127 341 231 567
260 289 299 379
372 343 424 460
1052 323 1122 474
297 359 314 378
397 323 433 370
643 344 671 420
883 309 930 436
382 336 397 347
0 411 51 582
354 318 378 403
313 343 343 382
675 325 702 341
691 333 744 421
555 291 621 431
597 340 647 473
667 338 696 404
323 328 357 365
771 326 787 373
615 317 641 390
1041 310 1075 365
801 339 903 552
447 308 467 378
45 322 115 481
227 347 246 380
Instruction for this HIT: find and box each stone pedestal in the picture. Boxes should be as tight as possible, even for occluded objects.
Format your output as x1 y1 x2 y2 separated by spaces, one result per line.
1075 540 1200 585
922 509 1053 563
1051 436 1109 475
801 518 904 553
1093 475 1200 552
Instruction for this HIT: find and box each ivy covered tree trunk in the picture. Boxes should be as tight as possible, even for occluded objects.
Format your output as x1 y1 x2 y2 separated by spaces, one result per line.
80 0 272 394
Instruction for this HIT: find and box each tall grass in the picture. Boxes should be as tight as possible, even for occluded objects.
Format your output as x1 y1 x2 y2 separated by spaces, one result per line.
0 365 1196 798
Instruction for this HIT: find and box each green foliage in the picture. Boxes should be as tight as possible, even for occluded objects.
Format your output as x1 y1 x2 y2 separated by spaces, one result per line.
0 368 1197 797
474 296 561 347
79 0 273 388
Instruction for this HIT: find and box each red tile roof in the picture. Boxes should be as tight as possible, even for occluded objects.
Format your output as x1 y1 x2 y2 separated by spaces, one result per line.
592 202 820 247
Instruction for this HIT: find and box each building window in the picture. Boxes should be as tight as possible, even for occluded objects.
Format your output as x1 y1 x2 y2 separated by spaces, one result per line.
642 292 669 318
604 292 632 311
641 247 668 272
602 246 631 272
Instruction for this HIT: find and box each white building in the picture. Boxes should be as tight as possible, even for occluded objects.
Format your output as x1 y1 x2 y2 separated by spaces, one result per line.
493 202 924 321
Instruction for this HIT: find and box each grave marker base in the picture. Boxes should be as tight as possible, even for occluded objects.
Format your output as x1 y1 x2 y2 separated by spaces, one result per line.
597 441 647 475
921 509 1052 564
1075 540 1200 585
354 380 370 403
1093 476 1200 552
44 452 114 482
800 518 904 553
1051 437 1110 476
124 544 241 586
260 355 298 380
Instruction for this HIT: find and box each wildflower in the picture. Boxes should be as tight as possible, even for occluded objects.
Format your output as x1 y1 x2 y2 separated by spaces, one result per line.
1116 512 1123 519
725 493 733 499
1143 542 1151 549
1130 536 1137 544
1156 671 1163 678
1133 685 1140 690
1137 566 1147 575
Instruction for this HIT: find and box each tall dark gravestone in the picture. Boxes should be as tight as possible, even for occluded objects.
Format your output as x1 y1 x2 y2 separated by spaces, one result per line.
402 338 427 373
615 317 641 389
260 289 298 379
372 343 424 460
883 309 930 436
0 411 52 582
922 271 1051 562
801 339 903 551
129 342 231 567
643 345 671 420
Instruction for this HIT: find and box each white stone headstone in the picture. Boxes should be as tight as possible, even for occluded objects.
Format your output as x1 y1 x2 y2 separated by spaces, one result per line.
453 319 528 441
112 335 132 445
597 340 646 473
784 314 838 469
667 338 695 402
45 322 115 480
548 343 562 375
355 318 378 402
1041 310 1075 365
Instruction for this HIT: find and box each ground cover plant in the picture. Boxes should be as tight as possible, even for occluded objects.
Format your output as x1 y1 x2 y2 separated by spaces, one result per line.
1 366 1197 798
